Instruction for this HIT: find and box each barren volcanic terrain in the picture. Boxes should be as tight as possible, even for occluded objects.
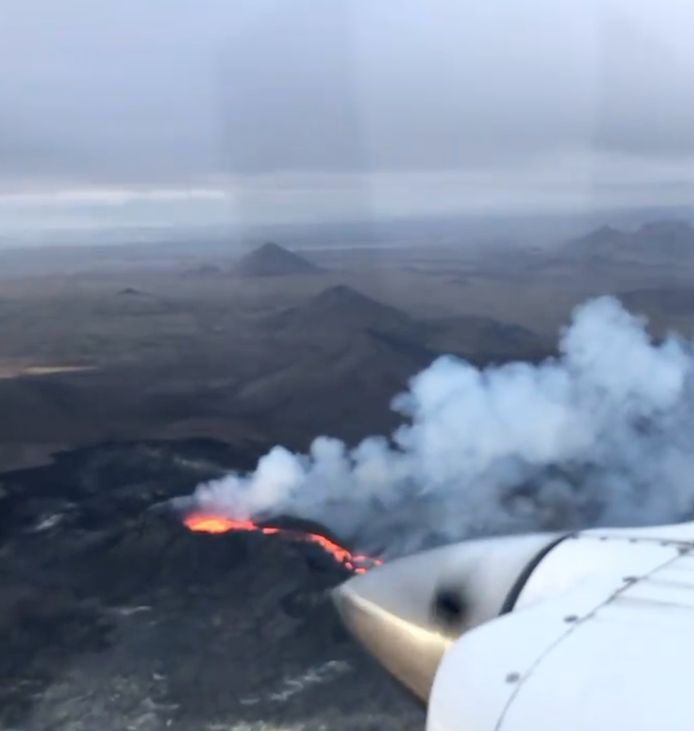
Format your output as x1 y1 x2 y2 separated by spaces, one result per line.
0 440 424 730
3 231 694 729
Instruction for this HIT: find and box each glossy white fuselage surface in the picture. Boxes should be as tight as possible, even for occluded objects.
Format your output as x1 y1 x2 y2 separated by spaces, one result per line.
428 521 694 731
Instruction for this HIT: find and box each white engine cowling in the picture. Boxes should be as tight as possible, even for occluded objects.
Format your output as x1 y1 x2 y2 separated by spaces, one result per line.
334 521 694 731
333 531 563 700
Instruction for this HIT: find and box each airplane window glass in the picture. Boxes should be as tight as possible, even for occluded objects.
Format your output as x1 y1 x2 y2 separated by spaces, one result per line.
2 1 693 729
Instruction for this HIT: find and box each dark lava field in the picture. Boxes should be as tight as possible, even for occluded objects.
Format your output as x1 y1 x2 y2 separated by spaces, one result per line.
0 440 423 731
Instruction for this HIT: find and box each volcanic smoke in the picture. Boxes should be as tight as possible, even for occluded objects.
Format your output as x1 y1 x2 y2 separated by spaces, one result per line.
189 297 694 558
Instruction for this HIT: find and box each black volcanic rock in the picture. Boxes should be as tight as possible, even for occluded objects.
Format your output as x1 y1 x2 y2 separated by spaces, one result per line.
236 242 319 277
0 442 423 731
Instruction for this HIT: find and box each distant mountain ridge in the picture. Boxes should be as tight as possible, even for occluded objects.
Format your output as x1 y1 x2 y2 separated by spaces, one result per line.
619 287 694 316
267 285 417 337
570 220 694 260
240 284 548 443
265 284 546 359
236 242 319 277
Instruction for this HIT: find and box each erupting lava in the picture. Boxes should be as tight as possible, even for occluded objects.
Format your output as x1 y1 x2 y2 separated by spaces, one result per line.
184 513 383 574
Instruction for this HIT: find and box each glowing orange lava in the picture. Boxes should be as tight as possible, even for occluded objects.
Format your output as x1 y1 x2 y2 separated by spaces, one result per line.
184 513 383 574
185 515 257 534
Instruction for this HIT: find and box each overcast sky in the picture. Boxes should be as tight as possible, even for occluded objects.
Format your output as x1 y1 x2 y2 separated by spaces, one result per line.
2 0 694 233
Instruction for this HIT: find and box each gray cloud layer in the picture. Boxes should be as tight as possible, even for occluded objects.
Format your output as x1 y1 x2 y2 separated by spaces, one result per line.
1 0 694 227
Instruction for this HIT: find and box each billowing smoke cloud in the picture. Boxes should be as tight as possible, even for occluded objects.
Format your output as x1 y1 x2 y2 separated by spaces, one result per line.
191 297 694 557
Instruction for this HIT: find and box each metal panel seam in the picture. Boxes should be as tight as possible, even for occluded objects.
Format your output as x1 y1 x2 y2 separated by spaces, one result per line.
493 547 692 731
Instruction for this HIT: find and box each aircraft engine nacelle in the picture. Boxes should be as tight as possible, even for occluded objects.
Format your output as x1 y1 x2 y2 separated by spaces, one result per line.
334 522 694 731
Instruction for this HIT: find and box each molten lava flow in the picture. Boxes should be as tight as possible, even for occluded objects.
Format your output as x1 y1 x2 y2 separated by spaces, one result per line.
185 515 257 534
183 513 383 574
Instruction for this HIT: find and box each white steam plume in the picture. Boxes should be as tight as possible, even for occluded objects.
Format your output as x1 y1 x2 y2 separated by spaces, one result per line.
192 297 694 557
